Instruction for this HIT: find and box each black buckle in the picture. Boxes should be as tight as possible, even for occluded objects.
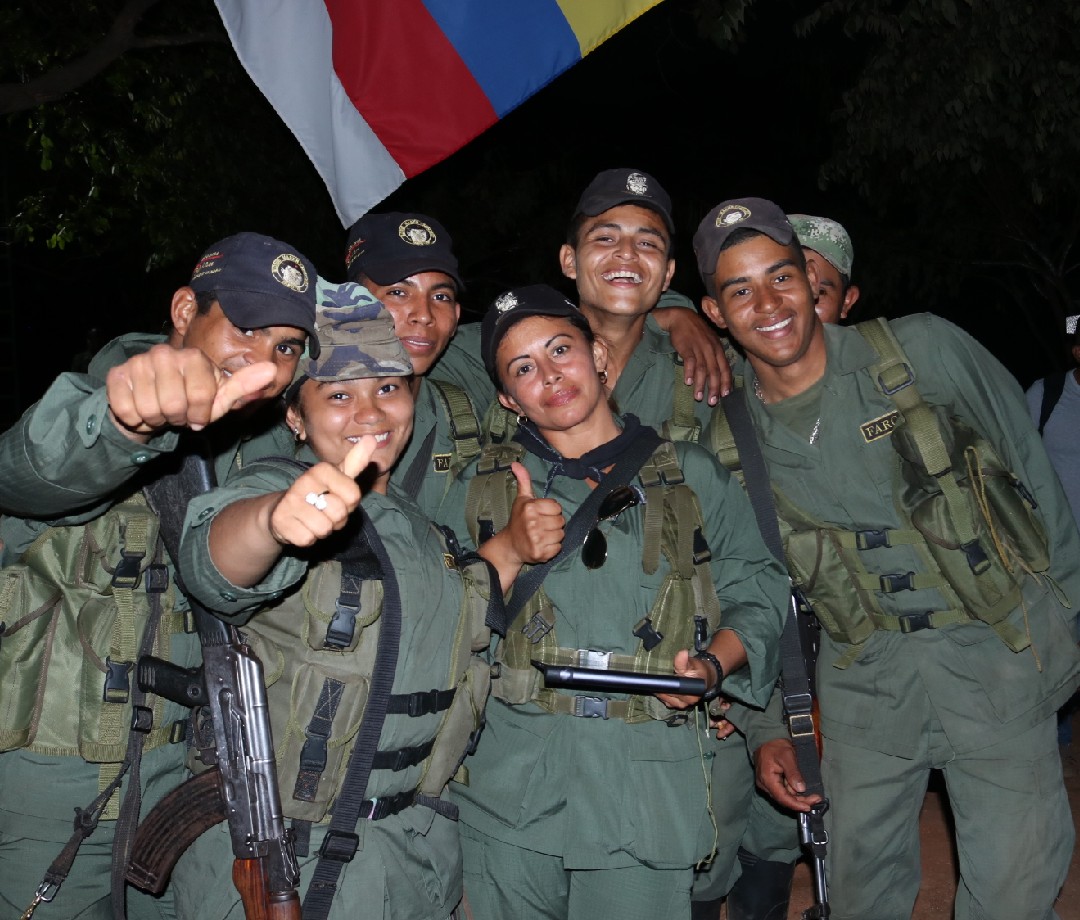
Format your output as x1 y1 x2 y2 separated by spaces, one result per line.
130 705 153 733
876 363 915 396
573 696 609 719
632 617 664 651
318 829 359 862
103 657 132 703
144 563 169 594
880 571 916 593
898 612 933 634
857 529 891 550
111 553 142 589
299 734 329 773
324 603 358 649
961 540 990 575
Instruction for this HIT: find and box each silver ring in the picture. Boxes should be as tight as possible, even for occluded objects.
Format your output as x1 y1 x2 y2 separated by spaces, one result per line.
305 491 329 511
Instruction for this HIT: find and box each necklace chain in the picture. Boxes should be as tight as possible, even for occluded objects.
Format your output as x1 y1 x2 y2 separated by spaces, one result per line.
752 376 820 445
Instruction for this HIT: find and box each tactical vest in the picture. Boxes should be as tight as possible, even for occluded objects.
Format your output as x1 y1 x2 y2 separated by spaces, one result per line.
705 318 1052 664
244 519 496 826
0 493 187 816
464 439 722 722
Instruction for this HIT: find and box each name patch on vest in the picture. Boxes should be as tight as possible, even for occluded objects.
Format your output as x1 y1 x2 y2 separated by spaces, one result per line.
860 410 901 443
432 453 452 473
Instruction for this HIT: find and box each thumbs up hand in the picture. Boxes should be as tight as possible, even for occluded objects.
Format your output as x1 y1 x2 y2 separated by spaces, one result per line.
506 462 564 566
269 435 378 547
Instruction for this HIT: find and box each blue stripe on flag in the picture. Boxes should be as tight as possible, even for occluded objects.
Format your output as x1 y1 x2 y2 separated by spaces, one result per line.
422 0 582 116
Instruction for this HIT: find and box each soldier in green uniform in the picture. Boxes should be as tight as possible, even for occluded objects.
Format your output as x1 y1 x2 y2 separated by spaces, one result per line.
171 292 515 920
788 213 861 326
0 232 319 919
441 284 789 920
694 197 1080 920
343 212 493 518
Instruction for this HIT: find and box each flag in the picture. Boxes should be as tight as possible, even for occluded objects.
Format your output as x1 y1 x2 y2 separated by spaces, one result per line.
214 0 664 227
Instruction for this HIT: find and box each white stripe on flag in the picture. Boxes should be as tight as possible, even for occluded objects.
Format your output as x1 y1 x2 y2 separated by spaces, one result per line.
215 0 406 226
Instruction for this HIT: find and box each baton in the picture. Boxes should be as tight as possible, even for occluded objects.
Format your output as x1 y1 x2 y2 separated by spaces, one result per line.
532 661 707 695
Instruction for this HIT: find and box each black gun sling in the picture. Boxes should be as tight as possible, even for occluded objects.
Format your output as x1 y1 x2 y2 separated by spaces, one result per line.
721 389 830 914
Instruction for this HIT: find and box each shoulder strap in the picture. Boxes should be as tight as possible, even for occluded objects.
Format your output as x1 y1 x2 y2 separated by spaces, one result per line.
428 379 482 467
720 389 828 858
303 516 402 919
664 357 701 443
1038 371 1067 434
506 426 662 621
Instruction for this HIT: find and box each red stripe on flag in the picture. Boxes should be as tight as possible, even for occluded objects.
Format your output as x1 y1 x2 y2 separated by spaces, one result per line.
325 0 498 178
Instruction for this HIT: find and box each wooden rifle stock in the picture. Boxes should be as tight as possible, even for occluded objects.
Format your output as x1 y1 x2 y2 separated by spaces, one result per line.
233 859 302 920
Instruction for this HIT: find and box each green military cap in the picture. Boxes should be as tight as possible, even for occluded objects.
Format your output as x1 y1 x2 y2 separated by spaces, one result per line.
788 214 854 278
296 278 412 385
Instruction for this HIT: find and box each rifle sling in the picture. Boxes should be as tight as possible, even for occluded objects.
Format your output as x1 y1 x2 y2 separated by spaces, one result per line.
720 390 827 801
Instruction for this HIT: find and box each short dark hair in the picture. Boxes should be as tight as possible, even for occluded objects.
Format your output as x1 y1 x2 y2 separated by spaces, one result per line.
194 291 217 316
718 228 807 273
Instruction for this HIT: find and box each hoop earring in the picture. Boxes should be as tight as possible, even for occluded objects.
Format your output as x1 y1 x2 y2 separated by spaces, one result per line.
598 369 609 385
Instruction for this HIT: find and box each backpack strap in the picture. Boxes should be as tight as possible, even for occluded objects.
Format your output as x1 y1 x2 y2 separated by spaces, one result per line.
663 357 701 443
1038 371 1067 434
428 379 482 471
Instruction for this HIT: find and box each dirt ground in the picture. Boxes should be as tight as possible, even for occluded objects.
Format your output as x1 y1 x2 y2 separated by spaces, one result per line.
772 709 1080 920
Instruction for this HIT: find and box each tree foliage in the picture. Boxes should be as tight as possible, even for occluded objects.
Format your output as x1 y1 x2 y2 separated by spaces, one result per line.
1 0 339 268
794 0 1080 369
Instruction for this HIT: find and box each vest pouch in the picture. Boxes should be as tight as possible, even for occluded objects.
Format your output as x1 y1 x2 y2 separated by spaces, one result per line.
0 565 63 751
637 573 691 721
966 453 1049 575
272 656 373 824
75 593 137 762
420 655 491 795
893 416 1030 626
300 564 383 653
782 525 877 647
493 602 546 706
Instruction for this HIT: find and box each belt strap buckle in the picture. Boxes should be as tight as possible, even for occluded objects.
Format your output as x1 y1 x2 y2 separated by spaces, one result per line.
880 571 916 593
573 696 609 719
898 612 933 633
318 829 359 862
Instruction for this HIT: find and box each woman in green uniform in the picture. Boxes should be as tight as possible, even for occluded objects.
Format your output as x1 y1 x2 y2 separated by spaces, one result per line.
171 287 512 920
442 284 790 920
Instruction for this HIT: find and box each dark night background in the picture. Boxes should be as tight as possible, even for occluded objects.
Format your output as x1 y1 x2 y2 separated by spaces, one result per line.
2 0 1078 430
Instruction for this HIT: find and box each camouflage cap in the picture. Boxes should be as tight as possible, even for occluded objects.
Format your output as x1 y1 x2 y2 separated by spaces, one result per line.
788 214 854 278
298 279 413 384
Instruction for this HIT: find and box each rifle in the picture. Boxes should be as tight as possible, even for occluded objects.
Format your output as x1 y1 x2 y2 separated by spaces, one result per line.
125 447 301 919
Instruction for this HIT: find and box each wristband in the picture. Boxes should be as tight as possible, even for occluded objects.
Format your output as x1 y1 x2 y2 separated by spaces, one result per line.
692 651 724 703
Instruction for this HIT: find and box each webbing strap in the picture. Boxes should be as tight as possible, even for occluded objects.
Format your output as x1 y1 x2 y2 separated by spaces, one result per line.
294 678 346 803
429 379 482 463
665 358 701 443
303 518 401 920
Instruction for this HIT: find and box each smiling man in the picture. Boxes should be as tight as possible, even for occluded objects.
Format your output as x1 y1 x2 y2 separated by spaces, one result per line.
693 197 1080 920
559 168 728 440
0 232 319 920
344 212 492 517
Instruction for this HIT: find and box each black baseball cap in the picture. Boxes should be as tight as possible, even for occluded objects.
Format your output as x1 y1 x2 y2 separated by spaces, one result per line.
189 232 320 355
343 212 464 291
571 168 674 235
481 284 581 378
693 198 795 297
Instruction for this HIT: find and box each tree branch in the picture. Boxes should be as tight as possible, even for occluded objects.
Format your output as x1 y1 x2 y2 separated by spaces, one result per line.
0 0 220 114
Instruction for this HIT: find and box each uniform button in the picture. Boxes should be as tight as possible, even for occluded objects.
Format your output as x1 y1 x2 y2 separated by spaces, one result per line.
268 591 282 601
86 414 97 434
197 508 214 521
220 591 236 603
132 450 152 464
